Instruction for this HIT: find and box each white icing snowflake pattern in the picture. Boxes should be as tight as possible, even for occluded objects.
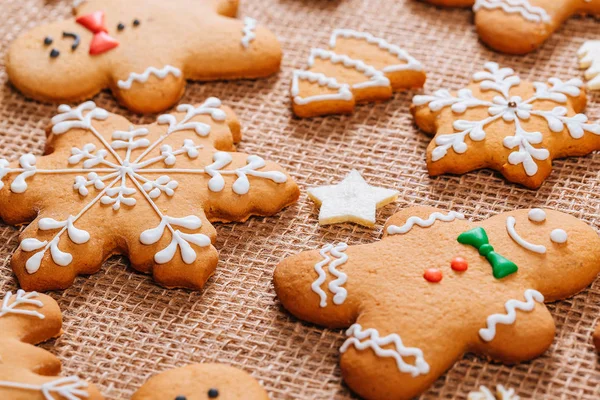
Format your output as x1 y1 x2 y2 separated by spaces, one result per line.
0 98 287 275
413 62 600 177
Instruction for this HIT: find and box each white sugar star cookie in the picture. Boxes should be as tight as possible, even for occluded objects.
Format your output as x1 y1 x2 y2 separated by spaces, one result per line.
307 170 398 227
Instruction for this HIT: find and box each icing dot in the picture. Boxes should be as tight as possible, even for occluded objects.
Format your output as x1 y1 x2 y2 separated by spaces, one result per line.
50 49 60 58
424 268 442 283
44 36 53 45
451 257 468 272
117 23 125 31
528 208 546 222
208 388 219 398
550 229 568 244
133 19 141 26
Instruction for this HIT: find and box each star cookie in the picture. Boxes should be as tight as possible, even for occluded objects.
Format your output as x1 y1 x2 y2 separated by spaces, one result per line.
291 29 426 117
0 289 103 399
7 0 282 113
412 62 600 189
307 170 399 227
419 0 600 54
0 98 299 291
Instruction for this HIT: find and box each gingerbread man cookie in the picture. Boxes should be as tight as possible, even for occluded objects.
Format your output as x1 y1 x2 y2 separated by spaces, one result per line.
0 289 103 399
0 98 299 292
274 207 600 400
7 0 282 113
291 29 426 117
132 364 268 400
412 62 600 189
419 0 600 54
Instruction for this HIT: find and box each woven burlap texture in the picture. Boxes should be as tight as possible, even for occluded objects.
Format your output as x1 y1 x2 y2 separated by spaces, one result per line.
1 0 599 399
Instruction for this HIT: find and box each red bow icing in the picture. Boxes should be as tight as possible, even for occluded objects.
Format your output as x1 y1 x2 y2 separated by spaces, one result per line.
76 11 119 55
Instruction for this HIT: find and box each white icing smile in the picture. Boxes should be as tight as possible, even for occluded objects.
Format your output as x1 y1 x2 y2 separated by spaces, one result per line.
506 216 546 254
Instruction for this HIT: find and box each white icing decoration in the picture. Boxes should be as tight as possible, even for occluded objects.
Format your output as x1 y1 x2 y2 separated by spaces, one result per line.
311 243 349 307
291 70 353 105
468 384 521 400
387 211 465 235
578 41 600 90
473 0 551 23
241 17 257 48
329 29 423 72
0 290 44 319
117 65 182 90
528 208 546 222
479 289 544 342
0 98 287 274
414 62 599 176
307 48 390 90
0 376 89 400
340 324 430 377
550 229 568 244
506 216 546 254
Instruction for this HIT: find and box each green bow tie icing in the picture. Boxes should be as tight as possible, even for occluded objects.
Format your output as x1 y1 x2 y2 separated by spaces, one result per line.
457 227 518 279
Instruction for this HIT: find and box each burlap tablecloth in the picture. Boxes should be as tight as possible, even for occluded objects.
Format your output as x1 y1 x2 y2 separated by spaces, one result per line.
0 0 599 398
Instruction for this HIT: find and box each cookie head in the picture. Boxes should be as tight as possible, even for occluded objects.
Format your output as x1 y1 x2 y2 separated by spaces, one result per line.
131 364 269 400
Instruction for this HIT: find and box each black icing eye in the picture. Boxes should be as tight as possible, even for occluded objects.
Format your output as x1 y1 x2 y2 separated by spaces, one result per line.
174 396 187 400
117 23 125 31
50 49 60 58
207 388 219 398
44 36 53 46
133 19 140 27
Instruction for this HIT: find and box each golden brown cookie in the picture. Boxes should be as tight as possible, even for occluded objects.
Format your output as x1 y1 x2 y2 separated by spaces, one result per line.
0 98 299 292
274 207 600 400
132 364 269 400
291 29 426 117
412 62 600 189
7 0 282 113
0 289 103 399
419 0 600 54
594 322 600 352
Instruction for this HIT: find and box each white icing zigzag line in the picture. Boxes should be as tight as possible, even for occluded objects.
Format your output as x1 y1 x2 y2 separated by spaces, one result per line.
0 290 45 319
578 41 600 90
340 324 430 377
311 243 349 307
241 17 257 48
468 384 521 400
329 29 423 72
117 65 182 90
479 289 544 342
387 211 465 235
0 376 89 400
473 0 551 23
291 70 353 105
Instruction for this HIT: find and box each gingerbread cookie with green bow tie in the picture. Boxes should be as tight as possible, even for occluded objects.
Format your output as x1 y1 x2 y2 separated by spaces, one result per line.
0 289 103 399
419 0 600 54
7 0 281 113
274 206 600 400
412 62 600 189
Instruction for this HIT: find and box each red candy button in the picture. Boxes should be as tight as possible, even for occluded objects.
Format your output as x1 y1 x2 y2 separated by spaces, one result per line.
451 257 468 272
424 268 442 283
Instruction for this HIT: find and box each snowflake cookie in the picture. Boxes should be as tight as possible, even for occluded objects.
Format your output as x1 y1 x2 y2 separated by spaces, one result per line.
0 290 103 399
0 98 299 292
7 0 281 113
291 29 426 117
274 206 600 400
419 0 600 54
468 384 520 400
412 62 600 188
132 364 268 400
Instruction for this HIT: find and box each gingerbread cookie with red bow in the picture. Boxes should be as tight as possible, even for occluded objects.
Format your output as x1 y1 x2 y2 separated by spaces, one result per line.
419 0 600 54
7 0 281 113
0 289 103 399
274 207 600 400
132 364 268 400
0 98 298 291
